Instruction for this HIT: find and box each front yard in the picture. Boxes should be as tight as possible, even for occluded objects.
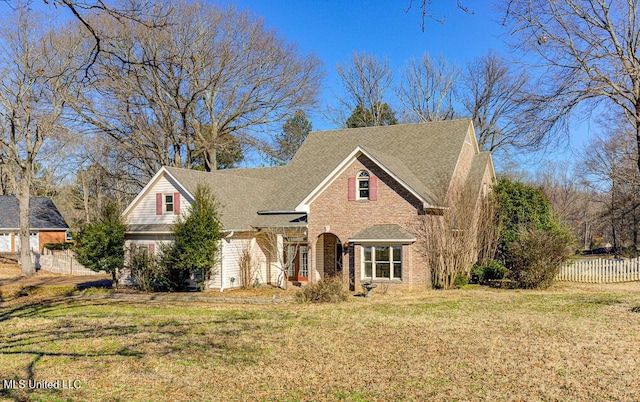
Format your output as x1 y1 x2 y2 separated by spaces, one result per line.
1 269 639 401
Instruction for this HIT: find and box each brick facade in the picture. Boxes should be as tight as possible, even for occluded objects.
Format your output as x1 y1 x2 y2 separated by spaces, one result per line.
307 155 432 290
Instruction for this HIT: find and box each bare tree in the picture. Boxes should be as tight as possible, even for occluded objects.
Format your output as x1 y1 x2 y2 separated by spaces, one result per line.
396 53 457 123
502 0 640 179
238 245 259 289
334 52 396 127
461 51 540 152
580 122 640 254
0 8 78 274
258 229 308 290
413 177 497 289
37 0 168 75
71 3 322 184
405 0 474 31
536 161 604 250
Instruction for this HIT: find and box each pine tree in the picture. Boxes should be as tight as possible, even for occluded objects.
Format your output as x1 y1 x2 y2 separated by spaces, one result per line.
271 110 312 165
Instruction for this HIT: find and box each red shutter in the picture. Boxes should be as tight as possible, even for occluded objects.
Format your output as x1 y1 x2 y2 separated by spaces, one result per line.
155 193 162 215
149 243 155 255
174 192 180 215
369 176 378 201
348 177 356 201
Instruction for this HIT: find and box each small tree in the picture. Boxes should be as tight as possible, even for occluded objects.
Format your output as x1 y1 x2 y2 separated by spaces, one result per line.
238 246 259 289
74 202 126 286
163 185 222 291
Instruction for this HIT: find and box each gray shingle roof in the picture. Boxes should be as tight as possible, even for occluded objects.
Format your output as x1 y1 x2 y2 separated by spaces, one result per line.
164 167 277 230
0 196 68 230
160 119 478 230
349 224 417 242
463 152 493 203
263 119 473 210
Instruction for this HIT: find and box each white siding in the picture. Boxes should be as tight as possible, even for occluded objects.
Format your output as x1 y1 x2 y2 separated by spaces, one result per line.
126 175 190 225
250 237 269 285
220 236 252 290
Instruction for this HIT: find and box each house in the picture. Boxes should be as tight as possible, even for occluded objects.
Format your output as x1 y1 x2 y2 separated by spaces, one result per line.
0 196 69 253
122 119 495 291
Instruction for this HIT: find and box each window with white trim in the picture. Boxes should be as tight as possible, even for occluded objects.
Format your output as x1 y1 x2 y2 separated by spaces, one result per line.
300 246 309 277
362 245 402 280
286 245 296 277
357 171 370 200
165 194 174 213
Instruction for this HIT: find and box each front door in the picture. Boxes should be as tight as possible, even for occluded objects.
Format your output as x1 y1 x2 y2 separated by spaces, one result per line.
286 244 308 282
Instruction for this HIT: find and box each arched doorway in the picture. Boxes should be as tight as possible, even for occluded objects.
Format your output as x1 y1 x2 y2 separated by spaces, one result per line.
316 233 343 279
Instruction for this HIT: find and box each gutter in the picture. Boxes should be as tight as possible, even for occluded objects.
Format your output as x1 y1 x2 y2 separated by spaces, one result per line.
256 210 305 215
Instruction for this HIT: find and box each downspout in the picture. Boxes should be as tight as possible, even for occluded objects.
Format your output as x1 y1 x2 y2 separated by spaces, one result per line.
220 231 234 292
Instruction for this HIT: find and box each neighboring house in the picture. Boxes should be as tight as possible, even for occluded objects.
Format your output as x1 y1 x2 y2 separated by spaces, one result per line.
0 196 69 253
122 119 495 291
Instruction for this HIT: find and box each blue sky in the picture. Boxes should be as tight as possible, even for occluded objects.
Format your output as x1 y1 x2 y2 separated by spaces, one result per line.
219 0 593 173
19 0 591 172
221 0 509 130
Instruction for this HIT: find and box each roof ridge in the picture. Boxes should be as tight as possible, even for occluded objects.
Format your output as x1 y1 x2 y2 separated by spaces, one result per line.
164 165 277 184
308 118 472 135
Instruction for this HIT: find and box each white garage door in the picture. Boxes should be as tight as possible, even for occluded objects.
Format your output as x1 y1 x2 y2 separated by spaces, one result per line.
0 233 11 252
14 232 39 252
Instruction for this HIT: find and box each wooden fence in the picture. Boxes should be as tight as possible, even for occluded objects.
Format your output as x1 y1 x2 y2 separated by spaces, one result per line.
36 249 106 276
556 257 640 283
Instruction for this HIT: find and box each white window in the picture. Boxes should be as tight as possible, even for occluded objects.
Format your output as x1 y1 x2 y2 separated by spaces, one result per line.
362 245 402 280
357 171 370 200
300 246 309 278
286 245 296 277
165 194 174 213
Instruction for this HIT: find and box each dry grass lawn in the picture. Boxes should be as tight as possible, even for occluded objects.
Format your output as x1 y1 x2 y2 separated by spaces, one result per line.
1 268 640 401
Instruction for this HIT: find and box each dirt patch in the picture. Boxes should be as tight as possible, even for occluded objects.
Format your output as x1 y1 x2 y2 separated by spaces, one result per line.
0 263 112 300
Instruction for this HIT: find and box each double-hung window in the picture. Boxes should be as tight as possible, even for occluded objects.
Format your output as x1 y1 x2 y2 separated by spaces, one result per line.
165 194 174 213
363 245 402 280
357 171 370 200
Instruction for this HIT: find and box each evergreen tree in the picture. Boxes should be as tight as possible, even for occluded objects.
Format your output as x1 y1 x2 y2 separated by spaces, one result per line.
271 110 312 165
346 102 397 128
163 185 222 290
74 202 127 286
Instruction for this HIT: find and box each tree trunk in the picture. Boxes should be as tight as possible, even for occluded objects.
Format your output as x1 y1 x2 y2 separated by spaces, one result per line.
636 116 640 182
81 171 90 223
18 178 35 276
205 147 217 172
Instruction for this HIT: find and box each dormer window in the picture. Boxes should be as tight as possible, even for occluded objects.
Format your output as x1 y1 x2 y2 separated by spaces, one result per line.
357 171 370 200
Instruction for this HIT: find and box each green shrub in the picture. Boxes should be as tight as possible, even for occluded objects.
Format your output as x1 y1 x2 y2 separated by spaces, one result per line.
453 274 469 288
507 226 574 289
295 277 348 303
470 264 484 284
494 178 575 289
43 242 74 251
470 259 509 284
